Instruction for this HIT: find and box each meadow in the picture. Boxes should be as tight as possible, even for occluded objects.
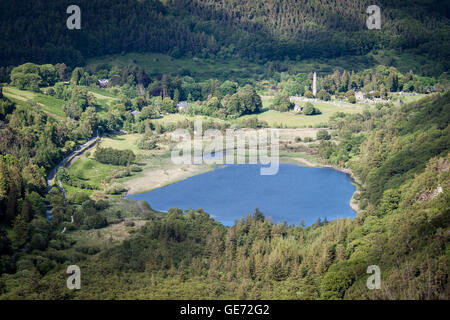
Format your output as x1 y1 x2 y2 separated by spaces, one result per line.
242 98 363 128
65 133 212 197
3 86 66 118
2 85 119 118
152 113 226 126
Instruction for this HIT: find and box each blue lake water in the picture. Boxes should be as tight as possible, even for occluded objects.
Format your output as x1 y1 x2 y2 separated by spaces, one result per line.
127 164 356 226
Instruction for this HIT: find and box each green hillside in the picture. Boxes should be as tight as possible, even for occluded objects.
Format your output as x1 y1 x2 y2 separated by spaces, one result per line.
1 92 448 299
0 0 449 302
1 0 449 76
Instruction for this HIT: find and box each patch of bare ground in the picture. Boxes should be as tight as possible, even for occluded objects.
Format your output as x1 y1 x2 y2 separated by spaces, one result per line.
69 218 148 249
124 164 211 194
275 128 327 141
104 219 148 242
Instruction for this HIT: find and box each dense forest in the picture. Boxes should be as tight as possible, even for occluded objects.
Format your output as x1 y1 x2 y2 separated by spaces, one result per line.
0 89 448 299
0 0 449 301
1 0 450 76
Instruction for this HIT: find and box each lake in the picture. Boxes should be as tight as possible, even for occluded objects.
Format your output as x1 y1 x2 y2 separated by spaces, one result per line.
127 164 356 226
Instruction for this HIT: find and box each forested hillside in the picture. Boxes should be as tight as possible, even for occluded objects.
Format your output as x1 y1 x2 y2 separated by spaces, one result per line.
1 92 448 299
321 91 450 206
0 0 449 301
1 0 449 75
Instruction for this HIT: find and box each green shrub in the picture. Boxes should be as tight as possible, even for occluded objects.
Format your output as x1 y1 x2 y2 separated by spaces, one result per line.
316 130 331 140
95 200 109 211
30 233 47 251
71 191 90 205
317 89 331 101
137 136 157 150
348 95 356 104
85 214 108 229
271 92 294 111
94 147 135 166
303 103 321 115
56 167 70 183
130 165 143 172
304 90 314 98
104 183 127 195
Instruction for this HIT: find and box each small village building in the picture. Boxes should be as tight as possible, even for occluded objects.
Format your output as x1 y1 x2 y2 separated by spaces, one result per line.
293 104 303 112
98 79 109 88
130 110 141 117
355 91 365 101
177 101 189 111
313 72 317 97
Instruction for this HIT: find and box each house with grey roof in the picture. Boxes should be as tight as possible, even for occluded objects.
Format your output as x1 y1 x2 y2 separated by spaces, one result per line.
130 110 141 117
98 79 109 88
177 101 189 111
355 91 366 101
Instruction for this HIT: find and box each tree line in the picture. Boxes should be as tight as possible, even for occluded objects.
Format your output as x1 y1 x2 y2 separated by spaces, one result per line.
94 147 136 166
0 0 449 75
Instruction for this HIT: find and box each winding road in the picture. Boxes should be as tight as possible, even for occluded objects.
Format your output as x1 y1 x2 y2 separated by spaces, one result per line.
46 130 102 222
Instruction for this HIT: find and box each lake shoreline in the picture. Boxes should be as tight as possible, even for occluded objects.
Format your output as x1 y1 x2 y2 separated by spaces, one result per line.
125 154 363 218
284 155 362 214
123 164 214 195
127 162 357 226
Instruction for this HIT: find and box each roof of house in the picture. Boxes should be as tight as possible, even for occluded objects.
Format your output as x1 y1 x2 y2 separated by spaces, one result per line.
177 101 189 109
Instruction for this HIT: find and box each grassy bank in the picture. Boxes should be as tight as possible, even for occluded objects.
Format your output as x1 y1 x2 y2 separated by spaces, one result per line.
3 86 66 118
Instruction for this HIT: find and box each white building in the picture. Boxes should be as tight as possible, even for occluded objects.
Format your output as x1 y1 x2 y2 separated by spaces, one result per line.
293 104 303 112
355 91 365 101
177 101 189 111
98 79 109 88
313 72 317 97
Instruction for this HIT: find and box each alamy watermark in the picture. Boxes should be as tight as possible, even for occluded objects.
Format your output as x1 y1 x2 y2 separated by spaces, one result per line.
66 265 81 290
67 5 81 30
171 120 279 175
366 5 381 30
65 4 379 31
366 265 381 290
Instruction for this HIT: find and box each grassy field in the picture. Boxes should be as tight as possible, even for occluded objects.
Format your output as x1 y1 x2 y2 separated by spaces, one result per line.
390 92 427 104
86 86 119 113
65 133 173 196
152 95 362 129
65 134 148 197
240 100 362 128
33 94 66 117
67 156 122 186
3 85 120 118
87 86 118 98
99 133 142 154
65 132 215 196
152 113 227 126
3 86 66 118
